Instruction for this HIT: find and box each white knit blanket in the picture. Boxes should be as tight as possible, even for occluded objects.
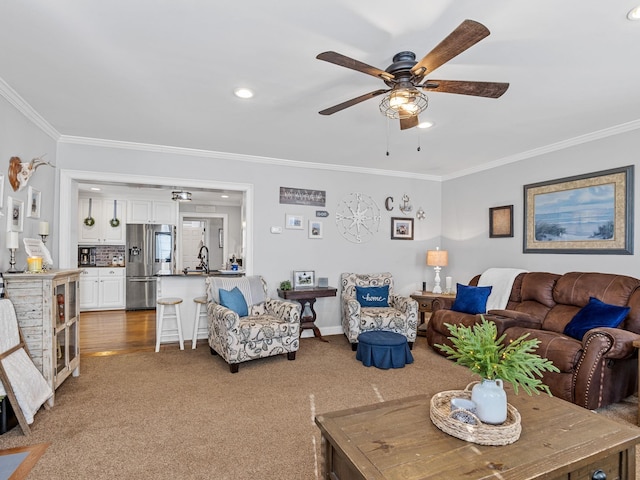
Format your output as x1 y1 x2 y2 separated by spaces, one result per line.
478 268 528 311
0 299 53 424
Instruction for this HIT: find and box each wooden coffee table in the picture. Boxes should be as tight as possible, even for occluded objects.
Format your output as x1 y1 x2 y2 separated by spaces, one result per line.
315 391 640 479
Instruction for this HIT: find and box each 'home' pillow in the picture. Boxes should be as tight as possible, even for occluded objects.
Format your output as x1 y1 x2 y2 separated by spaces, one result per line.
355 285 389 307
451 284 492 315
563 297 630 340
219 287 249 317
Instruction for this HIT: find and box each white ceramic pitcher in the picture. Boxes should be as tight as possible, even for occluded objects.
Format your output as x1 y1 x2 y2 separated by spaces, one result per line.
471 379 507 424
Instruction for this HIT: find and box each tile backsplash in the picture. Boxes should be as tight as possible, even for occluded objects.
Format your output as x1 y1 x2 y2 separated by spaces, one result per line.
94 245 126 267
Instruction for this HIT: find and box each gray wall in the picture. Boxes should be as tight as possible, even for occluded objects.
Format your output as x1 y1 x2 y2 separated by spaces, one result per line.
441 129 639 287
56 142 442 334
0 96 57 271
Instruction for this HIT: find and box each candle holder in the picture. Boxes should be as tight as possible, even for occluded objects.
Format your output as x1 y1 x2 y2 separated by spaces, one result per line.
7 248 23 273
39 234 49 245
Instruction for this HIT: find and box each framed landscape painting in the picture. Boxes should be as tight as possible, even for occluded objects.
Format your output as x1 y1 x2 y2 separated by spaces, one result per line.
523 165 633 254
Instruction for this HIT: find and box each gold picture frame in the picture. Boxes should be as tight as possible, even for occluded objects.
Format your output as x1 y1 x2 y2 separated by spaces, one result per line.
523 165 633 254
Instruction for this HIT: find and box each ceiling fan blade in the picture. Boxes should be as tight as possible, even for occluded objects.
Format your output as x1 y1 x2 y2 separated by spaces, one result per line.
410 19 490 77
421 80 509 98
319 89 388 115
317 51 394 81
400 116 419 130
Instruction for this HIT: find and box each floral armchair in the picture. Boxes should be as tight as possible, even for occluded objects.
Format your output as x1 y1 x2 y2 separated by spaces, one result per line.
205 276 301 373
340 272 419 351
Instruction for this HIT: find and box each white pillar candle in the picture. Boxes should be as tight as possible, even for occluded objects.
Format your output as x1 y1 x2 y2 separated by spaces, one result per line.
7 231 19 249
39 221 50 235
445 276 453 292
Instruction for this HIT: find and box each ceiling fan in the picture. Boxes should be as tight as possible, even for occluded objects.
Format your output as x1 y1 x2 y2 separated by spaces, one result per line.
316 19 509 130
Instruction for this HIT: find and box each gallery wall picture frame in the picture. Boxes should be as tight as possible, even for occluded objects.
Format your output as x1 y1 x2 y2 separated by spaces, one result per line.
27 186 41 218
308 220 323 239
523 165 634 254
285 214 304 230
293 270 315 289
0 174 4 208
489 205 514 238
7 196 24 232
390 217 414 240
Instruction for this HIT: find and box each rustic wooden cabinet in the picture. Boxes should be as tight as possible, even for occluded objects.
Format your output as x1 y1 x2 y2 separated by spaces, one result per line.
4 269 81 406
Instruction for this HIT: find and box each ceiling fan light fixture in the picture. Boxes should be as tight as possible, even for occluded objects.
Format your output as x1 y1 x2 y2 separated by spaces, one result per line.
379 87 428 119
171 190 192 202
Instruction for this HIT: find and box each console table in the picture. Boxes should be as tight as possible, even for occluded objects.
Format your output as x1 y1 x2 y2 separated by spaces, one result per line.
277 287 337 342
316 392 640 479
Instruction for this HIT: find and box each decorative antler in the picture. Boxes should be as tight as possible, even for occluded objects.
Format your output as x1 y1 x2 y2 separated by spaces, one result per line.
7 153 55 191
29 154 55 171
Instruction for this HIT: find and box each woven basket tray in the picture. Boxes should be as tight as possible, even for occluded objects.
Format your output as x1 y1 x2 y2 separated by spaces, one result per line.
430 387 521 446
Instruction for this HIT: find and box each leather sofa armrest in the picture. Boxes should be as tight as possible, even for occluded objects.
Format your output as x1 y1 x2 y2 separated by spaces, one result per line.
582 327 640 359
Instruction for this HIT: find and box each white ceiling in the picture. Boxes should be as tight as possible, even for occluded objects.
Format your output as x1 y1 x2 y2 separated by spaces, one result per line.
1 1 639 178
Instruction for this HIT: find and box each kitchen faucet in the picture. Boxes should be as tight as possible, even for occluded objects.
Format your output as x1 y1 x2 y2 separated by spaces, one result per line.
197 245 209 273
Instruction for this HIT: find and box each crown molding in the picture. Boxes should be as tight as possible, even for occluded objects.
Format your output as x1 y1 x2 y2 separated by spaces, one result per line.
0 77 60 141
442 119 640 181
58 135 441 181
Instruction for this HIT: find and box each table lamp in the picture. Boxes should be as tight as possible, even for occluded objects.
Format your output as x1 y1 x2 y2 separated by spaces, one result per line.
426 248 448 294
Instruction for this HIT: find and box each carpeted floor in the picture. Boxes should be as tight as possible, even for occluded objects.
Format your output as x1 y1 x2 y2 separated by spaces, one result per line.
0 335 638 479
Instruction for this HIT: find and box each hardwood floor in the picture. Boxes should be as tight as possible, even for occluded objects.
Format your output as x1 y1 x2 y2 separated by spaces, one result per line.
80 309 157 356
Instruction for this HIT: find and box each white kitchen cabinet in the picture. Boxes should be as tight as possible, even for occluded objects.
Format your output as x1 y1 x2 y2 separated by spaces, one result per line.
4 270 81 406
79 268 100 310
79 197 126 244
99 268 125 309
80 267 125 311
127 199 176 225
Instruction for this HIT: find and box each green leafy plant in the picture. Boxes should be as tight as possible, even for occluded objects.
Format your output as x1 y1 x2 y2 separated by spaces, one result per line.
435 316 559 395
279 280 292 291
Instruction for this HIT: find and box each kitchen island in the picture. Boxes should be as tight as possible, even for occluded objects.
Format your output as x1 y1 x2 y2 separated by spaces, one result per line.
155 272 244 347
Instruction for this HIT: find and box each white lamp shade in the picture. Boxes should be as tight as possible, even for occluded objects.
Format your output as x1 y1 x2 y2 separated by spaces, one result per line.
426 249 448 267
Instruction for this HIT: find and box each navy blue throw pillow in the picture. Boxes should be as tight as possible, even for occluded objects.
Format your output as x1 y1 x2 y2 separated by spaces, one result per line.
451 284 492 315
563 297 630 340
355 285 389 307
219 287 249 317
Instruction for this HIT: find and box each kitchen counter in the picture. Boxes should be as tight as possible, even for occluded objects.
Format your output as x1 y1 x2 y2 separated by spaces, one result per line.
155 271 245 277
155 272 244 347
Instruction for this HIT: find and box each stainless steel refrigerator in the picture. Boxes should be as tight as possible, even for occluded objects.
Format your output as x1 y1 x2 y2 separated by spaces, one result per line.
126 224 174 310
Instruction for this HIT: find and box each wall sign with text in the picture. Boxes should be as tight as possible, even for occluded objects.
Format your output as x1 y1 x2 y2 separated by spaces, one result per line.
279 187 326 206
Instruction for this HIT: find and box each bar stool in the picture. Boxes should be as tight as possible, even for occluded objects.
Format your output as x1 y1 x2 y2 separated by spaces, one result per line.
192 296 208 349
156 297 184 352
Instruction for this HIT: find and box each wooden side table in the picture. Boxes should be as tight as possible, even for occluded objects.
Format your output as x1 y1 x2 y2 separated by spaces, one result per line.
410 291 456 336
278 287 337 342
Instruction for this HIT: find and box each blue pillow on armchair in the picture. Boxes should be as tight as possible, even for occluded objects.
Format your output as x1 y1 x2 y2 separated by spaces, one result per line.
355 285 389 307
451 284 492 315
219 287 249 317
563 297 630 340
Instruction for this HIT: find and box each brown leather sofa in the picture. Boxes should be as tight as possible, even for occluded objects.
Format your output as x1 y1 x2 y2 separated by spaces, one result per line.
426 271 640 409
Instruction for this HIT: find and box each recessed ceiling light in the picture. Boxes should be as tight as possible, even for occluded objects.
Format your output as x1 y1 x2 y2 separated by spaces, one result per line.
234 88 254 99
628 6 640 20
90 187 101 191
221 194 229 198
417 121 435 129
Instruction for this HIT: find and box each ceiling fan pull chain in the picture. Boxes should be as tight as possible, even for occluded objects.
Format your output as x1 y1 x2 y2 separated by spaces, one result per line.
386 118 390 156
417 129 421 152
